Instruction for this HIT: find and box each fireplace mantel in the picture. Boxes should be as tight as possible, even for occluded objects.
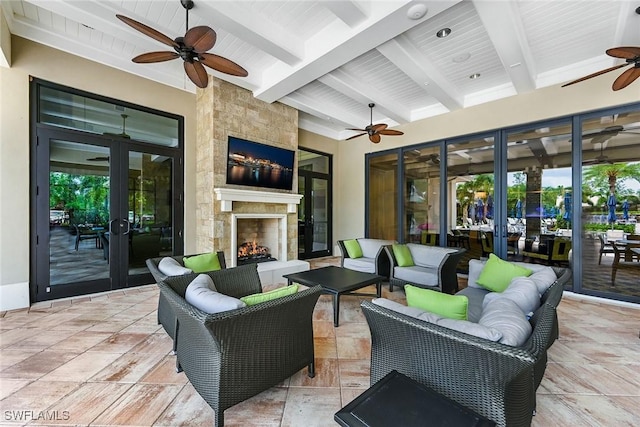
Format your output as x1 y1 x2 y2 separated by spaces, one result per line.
214 188 303 213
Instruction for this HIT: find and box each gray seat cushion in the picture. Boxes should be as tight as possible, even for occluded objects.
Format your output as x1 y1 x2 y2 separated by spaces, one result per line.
343 257 376 273
394 265 438 287
456 286 489 322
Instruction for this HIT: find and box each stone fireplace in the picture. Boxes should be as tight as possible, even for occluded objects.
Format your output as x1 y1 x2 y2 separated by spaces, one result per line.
195 77 303 272
233 214 285 266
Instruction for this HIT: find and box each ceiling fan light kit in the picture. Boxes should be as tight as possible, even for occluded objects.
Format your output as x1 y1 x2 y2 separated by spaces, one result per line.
345 103 404 143
116 0 248 89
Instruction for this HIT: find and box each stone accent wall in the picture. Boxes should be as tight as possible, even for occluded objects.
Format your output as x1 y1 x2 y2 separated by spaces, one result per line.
195 77 298 264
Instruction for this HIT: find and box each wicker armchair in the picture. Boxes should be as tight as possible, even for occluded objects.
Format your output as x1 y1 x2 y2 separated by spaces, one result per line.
361 300 558 427
146 252 226 341
158 264 322 427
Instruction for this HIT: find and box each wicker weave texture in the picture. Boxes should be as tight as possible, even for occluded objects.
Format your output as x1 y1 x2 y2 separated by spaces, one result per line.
159 270 321 427
361 299 557 427
146 252 226 339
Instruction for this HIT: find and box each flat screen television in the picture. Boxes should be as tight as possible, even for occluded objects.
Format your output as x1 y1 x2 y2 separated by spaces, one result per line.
226 136 295 190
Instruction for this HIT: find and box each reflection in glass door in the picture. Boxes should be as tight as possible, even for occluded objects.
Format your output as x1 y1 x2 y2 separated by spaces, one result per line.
298 148 332 259
126 151 174 282
48 139 111 285
403 146 441 245
446 136 495 270
506 122 572 266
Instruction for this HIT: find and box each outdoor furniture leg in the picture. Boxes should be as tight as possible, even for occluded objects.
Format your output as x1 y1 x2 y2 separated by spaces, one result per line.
333 293 340 327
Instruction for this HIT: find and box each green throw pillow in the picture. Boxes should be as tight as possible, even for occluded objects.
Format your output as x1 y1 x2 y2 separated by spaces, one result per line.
183 252 222 274
344 239 363 259
240 284 299 306
392 244 414 267
476 253 532 292
405 285 468 320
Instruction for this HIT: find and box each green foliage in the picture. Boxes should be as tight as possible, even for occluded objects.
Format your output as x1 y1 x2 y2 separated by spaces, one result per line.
50 172 109 225
583 223 635 233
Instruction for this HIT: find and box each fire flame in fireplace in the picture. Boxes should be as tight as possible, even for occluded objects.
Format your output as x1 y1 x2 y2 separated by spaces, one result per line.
238 239 270 259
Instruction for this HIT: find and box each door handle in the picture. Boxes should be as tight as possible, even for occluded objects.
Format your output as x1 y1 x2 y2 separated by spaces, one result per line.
109 219 119 235
122 219 131 235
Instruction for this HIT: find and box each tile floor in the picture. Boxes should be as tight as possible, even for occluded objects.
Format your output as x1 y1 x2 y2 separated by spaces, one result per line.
1 257 640 426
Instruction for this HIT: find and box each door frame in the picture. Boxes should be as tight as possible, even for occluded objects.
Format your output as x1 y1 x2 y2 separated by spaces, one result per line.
298 148 333 259
29 79 184 302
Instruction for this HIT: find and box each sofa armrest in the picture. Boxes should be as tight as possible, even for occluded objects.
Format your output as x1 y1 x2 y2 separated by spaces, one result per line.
337 240 350 267
374 245 392 278
437 248 466 294
158 281 322 419
361 300 541 427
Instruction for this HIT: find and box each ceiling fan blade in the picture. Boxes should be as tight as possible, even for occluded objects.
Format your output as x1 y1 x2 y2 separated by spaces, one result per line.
132 51 179 63
346 128 367 132
378 129 404 136
369 133 381 144
371 123 388 132
199 53 249 77
184 26 217 53
184 61 209 88
612 67 640 91
346 133 367 140
606 47 640 60
561 63 629 87
116 15 177 49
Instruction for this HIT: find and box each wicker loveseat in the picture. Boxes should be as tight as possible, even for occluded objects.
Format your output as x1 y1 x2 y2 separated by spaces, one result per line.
361 263 571 427
158 264 322 427
147 252 226 341
384 243 466 294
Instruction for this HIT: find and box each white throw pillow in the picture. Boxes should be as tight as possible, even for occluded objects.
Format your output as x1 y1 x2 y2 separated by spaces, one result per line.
527 267 558 294
467 259 486 288
158 257 193 276
479 298 532 347
372 298 502 341
483 276 541 315
185 274 246 314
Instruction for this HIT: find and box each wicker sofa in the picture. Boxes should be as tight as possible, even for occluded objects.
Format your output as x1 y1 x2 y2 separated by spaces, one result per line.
146 252 226 341
384 243 467 294
361 263 571 427
158 264 322 427
337 238 396 278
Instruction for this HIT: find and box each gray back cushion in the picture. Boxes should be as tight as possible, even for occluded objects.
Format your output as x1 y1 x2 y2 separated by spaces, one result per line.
406 244 456 269
479 298 532 347
456 286 489 322
357 239 395 259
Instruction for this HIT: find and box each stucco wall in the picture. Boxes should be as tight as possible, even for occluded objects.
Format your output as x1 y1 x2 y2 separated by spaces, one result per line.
0 36 196 310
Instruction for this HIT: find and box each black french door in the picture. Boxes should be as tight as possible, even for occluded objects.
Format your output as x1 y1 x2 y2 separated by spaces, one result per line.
32 127 182 301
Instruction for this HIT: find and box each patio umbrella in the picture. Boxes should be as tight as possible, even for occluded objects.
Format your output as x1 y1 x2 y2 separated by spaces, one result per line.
622 200 630 220
476 198 484 222
607 194 617 224
515 199 522 219
486 194 494 219
468 203 476 223
562 192 572 223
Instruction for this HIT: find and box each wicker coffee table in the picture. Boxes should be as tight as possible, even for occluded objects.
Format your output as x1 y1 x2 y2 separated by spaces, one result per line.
283 266 383 326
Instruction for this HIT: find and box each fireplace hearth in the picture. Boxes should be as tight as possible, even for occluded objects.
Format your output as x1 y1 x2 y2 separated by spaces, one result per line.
237 240 277 265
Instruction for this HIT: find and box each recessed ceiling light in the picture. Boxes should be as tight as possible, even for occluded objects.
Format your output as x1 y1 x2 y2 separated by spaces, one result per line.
452 53 471 63
469 73 481 79
436 28 451 38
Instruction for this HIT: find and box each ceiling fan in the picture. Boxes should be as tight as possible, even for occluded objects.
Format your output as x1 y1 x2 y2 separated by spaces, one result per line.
581 124 640 145
116 0 248 89
346 103 404 143
561 46 640 91
583 143 613 165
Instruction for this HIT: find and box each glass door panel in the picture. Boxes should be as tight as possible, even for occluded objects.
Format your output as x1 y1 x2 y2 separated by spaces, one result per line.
38 135 113 300
580 111 640 299
127 151 173 276
506 122 572 264
403 146 441 244
311 177 329 253
298 174 306 256
447 136 495 269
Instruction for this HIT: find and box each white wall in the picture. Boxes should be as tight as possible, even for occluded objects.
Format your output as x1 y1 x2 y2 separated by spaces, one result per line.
0 36 196 310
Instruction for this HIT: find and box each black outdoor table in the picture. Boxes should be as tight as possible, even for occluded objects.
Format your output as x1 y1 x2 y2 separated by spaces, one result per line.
335 370 496 427
283 266 383 327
